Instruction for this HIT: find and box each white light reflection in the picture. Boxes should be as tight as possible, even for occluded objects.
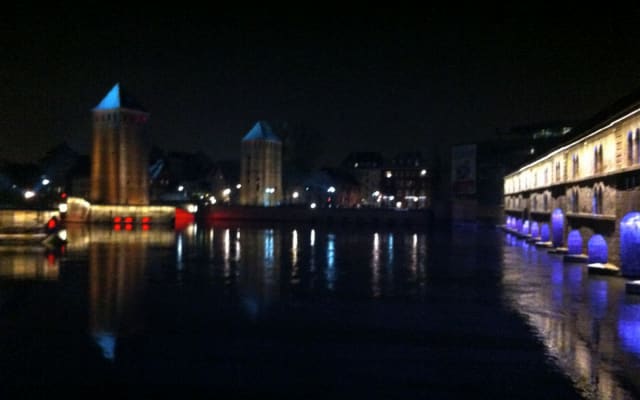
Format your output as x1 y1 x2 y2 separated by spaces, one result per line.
291 229 299 267
291 229 299 284
224 229 230 260
371 233 380 297
235 229 241 262
176 234 184 270
409 233 418 281
208 228 214 260
309 229 316 274
224 229 230 279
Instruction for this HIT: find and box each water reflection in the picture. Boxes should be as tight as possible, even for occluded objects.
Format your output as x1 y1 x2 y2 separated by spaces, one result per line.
503 235 640 399
0 247 59 280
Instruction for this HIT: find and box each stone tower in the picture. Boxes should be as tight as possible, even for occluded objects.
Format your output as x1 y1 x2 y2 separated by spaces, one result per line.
90 83 149 205
240 121 282 206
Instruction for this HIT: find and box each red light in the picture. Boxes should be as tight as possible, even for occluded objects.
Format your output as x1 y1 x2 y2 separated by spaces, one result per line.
114 216 122 223
141 216 151 224
125 224 133 231
113 224 121 231
142 224 150 231
47 253 56 266
61 192 67 199
124 216 134 223
47 218 57 230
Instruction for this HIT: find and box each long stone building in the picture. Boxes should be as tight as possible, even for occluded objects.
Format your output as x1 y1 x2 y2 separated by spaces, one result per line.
90 83 150 205
504 88 640 278
239 121 282 206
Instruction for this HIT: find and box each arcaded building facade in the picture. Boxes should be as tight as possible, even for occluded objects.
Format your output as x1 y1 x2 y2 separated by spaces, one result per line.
90 83 149 205
504 90 640 277
240 121 282 206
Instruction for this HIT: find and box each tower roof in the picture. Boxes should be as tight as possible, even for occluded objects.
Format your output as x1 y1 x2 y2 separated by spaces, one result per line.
94 83 147 112
242 121 281 143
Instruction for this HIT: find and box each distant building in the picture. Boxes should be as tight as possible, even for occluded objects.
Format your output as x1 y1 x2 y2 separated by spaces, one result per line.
341 152 384 206
90 83 150 205
380 152 430 209
240 121 282 206
448 121 577 222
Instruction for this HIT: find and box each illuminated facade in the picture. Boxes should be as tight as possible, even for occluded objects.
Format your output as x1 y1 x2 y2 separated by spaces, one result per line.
504 89 640 276
90 83 150 205
240 121 282 206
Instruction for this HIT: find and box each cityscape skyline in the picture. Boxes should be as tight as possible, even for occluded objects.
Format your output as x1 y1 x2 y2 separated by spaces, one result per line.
4 8 640 165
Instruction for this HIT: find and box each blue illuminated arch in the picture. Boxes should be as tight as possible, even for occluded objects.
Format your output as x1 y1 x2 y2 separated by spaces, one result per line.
551 208 564 247
540 223 550 242
516 218 523 233
588 234 608 263
522 220 530 234
531 222 539 238
567 230 583 255
620 212 640 277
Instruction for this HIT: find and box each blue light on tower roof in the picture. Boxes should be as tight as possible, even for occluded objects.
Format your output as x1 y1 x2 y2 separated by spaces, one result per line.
242 121 281 142
94 83 147 112
95 83 121 110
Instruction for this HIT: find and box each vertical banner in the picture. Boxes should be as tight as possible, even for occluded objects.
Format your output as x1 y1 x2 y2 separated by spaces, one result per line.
451 144 476 195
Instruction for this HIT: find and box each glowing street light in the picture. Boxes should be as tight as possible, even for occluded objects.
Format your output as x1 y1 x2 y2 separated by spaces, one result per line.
310 202 317 209
292 191 299 199
222 188 231 196
41 178 50 186
420 169 427 176
24 190 35 199
236 184 242 189
327 186 336 193
178 185 184 192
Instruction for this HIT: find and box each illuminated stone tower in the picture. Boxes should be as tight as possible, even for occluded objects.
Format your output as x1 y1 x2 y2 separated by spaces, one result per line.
90 83 150 205
240 121 282 206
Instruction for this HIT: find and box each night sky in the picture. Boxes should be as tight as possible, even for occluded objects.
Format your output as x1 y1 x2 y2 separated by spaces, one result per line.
3 7 640 166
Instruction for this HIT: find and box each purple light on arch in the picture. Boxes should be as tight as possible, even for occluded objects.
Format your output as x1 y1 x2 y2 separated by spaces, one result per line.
530 222 539 238
522 220 530 234
618 304 640 356
551 208 564 247
516 218 523 233
620 212 640 277
540 224 550 242
588 234 608 263
567 230 583 255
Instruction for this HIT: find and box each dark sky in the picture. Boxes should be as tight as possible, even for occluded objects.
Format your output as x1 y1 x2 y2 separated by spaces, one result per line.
3 7 640 166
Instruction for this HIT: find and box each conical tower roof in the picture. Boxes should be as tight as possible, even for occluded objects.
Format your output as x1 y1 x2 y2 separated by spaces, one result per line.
242 121 281 143
94 83 147 112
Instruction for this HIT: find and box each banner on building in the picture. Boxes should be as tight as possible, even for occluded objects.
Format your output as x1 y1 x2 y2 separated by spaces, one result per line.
451 144 476 195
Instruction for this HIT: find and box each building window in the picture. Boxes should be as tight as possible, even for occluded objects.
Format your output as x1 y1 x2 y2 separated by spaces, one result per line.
636 128 640 164
555 162 561 182
592 186 603 215
628 131 634 166
573 154 579 178
543 194 548 211
532 196 537 211
571 188 579 213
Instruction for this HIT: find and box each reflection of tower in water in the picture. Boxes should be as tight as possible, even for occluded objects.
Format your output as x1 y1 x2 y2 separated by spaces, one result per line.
238 228 281 319
79 226 175 361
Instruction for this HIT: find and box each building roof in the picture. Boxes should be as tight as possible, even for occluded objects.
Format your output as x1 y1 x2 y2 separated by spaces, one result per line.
341 152 384 168
242 121 281 142
94 83 148 112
